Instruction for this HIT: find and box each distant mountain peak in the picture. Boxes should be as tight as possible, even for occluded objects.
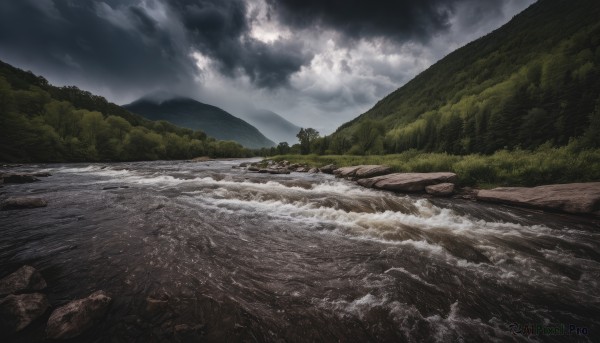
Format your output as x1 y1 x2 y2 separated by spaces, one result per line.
124 96 275 149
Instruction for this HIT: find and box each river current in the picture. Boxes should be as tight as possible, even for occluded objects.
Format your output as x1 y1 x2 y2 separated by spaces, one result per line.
1 159 599 342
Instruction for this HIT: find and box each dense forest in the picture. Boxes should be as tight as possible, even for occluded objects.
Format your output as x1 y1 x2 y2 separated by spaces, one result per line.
302 0 600 155
0 61 254 162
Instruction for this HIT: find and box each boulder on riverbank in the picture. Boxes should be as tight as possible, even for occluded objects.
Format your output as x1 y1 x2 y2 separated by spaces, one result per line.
476 182 600 215
1 197 48 210
357 172 458 192
46 290 112 339
0 293 49 333
0 266 47 296
334 165 392 179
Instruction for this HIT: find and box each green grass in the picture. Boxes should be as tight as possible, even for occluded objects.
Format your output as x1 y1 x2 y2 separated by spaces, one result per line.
269 145 600 188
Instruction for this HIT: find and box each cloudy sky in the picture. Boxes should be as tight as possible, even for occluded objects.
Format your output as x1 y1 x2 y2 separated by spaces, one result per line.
0 0 534 134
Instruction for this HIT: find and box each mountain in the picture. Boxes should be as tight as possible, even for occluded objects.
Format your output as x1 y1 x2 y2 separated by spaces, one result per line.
327 0 600 155
124 98 275 149
241 109 301 145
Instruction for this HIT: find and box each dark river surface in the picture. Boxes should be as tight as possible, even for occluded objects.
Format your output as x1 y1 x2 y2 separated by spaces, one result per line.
1 159 599 342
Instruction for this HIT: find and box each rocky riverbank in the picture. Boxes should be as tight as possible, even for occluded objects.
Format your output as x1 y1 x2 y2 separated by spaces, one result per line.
0 265 112 339
241 160 600 216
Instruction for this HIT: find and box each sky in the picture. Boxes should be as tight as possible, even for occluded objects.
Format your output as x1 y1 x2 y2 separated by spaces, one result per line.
0 0 535 134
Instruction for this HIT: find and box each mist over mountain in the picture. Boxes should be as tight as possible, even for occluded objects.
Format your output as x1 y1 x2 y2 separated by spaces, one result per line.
240 109 301 145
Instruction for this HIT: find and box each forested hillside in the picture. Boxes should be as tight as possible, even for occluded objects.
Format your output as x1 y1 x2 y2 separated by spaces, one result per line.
0 61 252 162
319 0 600 155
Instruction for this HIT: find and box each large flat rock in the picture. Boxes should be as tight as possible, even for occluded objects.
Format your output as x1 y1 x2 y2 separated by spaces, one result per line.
476 183 600 215
334 165 392 179
357 172 457 192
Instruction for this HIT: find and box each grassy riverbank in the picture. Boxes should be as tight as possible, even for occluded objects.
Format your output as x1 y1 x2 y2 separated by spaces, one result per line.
269 144 600 188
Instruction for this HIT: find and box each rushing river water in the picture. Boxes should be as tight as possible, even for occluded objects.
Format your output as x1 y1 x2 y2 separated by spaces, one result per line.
1 159 599 342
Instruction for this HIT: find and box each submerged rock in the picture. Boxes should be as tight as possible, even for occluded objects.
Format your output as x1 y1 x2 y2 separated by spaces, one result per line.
46 290 112 339
1 174 40 184
174 323 204 341
1 197 48 210
144 296 169 318
357 172 457 192
308 168 319 173
334 165 392 179
0 293 49 333
476 182 600 215
267 169 291 174
0 266 47 296
425 183 455 197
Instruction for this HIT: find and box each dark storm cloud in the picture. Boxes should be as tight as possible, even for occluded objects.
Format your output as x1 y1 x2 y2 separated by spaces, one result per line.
0 0 311 95
0 0 195 99
265 0 515 44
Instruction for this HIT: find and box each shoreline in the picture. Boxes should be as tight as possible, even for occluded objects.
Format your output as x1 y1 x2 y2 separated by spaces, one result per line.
248 159 600 217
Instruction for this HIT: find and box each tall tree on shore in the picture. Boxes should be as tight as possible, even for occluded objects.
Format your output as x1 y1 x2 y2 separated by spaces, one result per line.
296 128 320 154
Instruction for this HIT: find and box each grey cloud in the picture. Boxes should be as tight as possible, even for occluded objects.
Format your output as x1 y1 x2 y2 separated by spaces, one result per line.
167 0 311 88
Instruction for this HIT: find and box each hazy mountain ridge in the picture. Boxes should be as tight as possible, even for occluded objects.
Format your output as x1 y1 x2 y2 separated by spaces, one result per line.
124 98 276 149
241 109 301 145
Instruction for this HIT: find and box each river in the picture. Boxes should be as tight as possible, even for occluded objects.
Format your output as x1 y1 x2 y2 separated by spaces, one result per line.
1 159 599 342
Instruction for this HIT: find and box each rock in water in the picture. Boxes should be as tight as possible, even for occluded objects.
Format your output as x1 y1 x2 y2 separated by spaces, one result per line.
476 182 600 215
0 266 47 296
334 165 392 179
0 293 49 333
357 172 457 192
319 164 337 174
0 197 48 210
46 291 112 339
1 174 40 184
425 183 455 197
144 296 169 318
267 169 290 174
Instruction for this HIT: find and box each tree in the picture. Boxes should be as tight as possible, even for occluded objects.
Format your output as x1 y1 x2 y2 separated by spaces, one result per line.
353 120 384 154
296 128 320 154
276 142 290 155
